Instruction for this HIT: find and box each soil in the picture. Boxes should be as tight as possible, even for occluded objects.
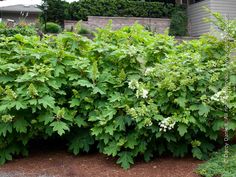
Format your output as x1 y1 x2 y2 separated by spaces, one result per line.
0 149 203 177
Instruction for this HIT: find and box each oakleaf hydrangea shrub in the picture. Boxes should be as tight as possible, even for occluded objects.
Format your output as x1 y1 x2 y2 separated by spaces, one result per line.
0 23 235 169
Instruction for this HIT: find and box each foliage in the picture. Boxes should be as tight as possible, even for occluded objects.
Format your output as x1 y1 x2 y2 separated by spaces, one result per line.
169 6 188 36
68 0 175 20
0 22 6 29
74 22 93 35
39 0 70 26
40 0 187 36
42 22 62 33
205 10 236 39
196 145 236 177
0 32 92 164
0 13 235 168
0 24 36 37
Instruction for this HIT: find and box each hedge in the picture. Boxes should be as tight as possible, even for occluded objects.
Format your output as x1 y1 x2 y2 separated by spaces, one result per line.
68 0 180 20
43 22 62 33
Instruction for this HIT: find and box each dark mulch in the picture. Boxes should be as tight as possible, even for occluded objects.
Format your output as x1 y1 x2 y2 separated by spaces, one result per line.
0 149 203 177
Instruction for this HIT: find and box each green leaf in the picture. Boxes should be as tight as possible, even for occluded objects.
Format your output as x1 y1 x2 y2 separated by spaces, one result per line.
117 151 134 170
0 123 12 137
69 98 80 107
38 95 55 109
38 112 54 125
144 150 153 162
228 120 236 130
0 150 12 165
13 118 28 133
104 124 114 136
125 134 138 149
76 79 94 88
0 104 8 113
69 130 94 155
192 147 203 159
50 121 70 136
115 117 126 131
104 141 120 157
108 92 121 102
164 133 177 142
208 130 218 140
200 141 214 153
91 126 103 136
175 97 186 108
54 65 65 77
92 87 105 95
14 101 27 110
177 123 188 136
47 80 62 89
29 99 37 106
212 119 224 131
74 116 88 127
198 104 210 116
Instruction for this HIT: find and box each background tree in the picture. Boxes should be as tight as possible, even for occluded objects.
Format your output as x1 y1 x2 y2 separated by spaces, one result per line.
39 0 70 27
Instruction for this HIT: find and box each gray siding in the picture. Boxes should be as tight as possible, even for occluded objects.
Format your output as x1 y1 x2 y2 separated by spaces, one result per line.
188 0 236 37
188 0 211 36
210 0 236 20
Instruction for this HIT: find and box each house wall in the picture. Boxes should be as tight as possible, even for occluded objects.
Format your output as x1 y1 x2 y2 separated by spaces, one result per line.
188 0 236 36
187 0 211 36
210 0 236 20
1 12 39 24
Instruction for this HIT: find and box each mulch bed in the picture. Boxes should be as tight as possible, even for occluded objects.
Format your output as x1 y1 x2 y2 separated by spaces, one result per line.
0 149 203 177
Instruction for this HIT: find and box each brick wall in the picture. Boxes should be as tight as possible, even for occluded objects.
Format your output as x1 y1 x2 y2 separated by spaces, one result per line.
65 16 170 33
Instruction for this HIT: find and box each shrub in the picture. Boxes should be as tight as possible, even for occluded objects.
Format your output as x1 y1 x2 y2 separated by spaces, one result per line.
169 6 188 36
43 22 62 33
0 25 36 37
0 17 235 169
196 145 236 177
68 0 176 20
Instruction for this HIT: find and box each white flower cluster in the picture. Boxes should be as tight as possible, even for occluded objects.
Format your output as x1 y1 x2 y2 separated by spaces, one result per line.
144 67 154 76
128 79 149 99
128 80 139 90
210 88 228 104
136 88 149 99
158 117 176 132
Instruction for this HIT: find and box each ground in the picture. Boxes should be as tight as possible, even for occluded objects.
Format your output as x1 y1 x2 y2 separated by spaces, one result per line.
0 147 203 177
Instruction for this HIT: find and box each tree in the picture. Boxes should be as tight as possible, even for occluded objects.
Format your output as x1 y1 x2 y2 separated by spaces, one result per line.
39 0 70 26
